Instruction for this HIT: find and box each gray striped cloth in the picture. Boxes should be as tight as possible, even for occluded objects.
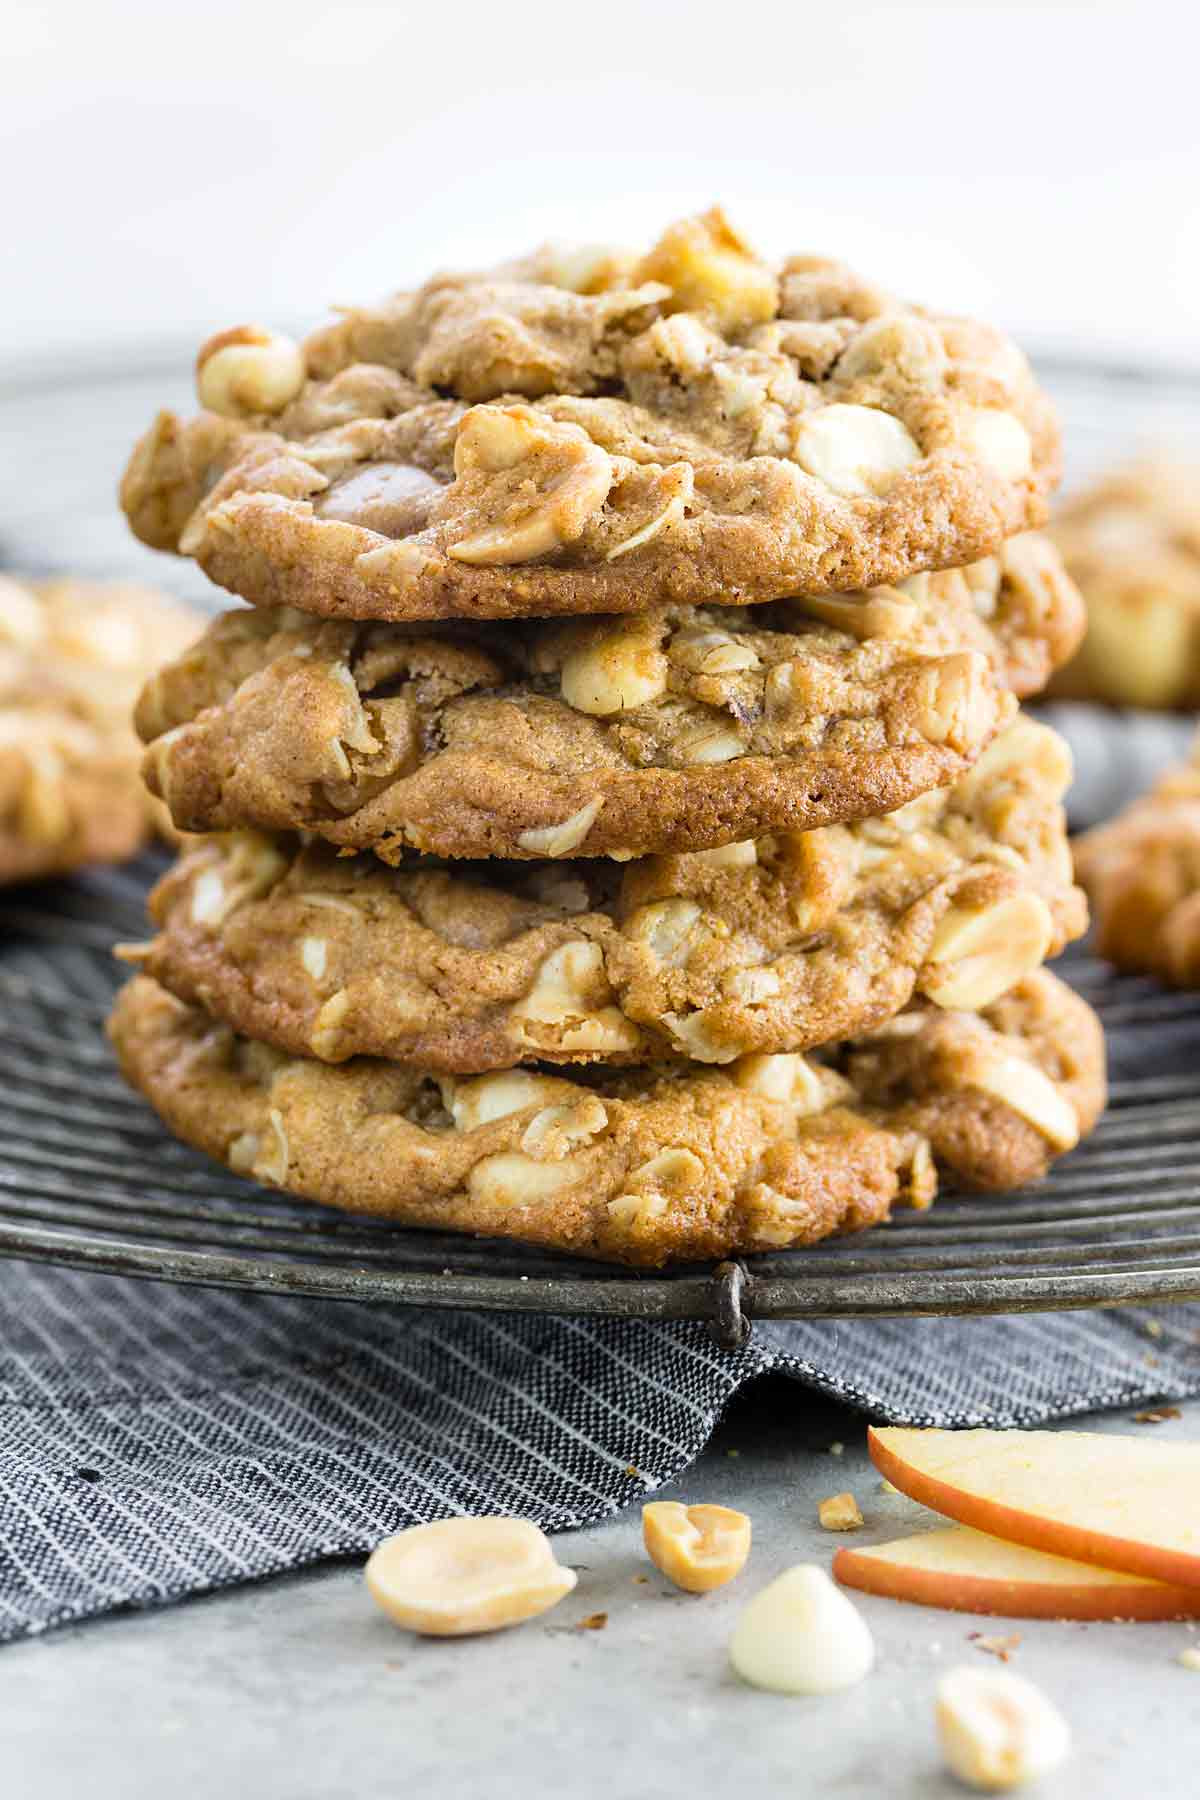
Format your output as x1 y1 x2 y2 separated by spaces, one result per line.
2 1268 1198 1641
2 703 1199 1642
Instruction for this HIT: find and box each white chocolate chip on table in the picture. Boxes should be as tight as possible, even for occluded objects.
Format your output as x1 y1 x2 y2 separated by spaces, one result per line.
729 1565 874 1695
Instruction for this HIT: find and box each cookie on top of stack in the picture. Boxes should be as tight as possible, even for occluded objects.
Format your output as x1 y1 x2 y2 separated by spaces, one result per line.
109 208 1104 1266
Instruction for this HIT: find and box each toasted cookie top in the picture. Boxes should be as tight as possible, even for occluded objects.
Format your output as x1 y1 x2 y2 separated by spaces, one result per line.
109 970 1103 1267
1049 457 1200 708
0 574 198 883
121 209 1060 623
127 716 1084 1072
1074 735 1200 983
133 545 1084 862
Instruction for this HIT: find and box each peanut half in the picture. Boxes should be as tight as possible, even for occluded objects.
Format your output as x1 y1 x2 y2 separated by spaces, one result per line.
936 1665 1070 1792
642 1501 752 1594
365 1517 577 1637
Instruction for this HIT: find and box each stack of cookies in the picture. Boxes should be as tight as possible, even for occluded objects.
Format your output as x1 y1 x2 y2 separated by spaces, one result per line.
109 209 1105 1266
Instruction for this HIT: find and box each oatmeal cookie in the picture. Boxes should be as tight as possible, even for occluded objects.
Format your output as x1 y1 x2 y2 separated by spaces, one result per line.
1049 457 1200 707
0 574 198 883
120 209 1060 623
127 717 1084 1071
107 970 1103 1267
130 556 1072 860
1073 737 1200 982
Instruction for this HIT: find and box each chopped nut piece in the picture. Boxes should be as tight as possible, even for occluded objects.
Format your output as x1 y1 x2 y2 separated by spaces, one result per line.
300 935 327 981
516 798 603 858
365 1517 577 1637
449 405 613 565
642 1501 752 1594
560 622 669 716
196 325 305 418
1178 1646 1200 1671
1134 1407 1182 1425
576 1611 608 1631
730 1564 874 1695
936 1665 1070 1792
956 1050 1080 1152
923 892 1054 1012
969 1632 1022 1663
818 1492 864 1532
635 206 777 332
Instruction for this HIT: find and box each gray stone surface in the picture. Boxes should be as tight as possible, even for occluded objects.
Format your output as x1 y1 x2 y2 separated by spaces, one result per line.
5 1378 1198 1799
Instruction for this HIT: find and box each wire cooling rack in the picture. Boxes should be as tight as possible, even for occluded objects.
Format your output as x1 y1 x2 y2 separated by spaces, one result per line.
2 350 1200 1344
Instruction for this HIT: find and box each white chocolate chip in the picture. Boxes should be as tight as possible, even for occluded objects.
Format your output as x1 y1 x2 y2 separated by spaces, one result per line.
791 403 921 498
961 408 1033 482
936 1666 1070 1792
730 1565 874 1695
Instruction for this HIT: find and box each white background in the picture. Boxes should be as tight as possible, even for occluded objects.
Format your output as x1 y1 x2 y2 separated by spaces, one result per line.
3 0 1198 367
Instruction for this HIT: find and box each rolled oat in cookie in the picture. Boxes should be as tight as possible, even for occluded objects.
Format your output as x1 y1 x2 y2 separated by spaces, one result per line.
108 970 1103 1267
129 544 1084 860
1048 456 1200 708
1074 735 1200 984
0 574 199 884
120 208 1060 623
128 717 1085 1072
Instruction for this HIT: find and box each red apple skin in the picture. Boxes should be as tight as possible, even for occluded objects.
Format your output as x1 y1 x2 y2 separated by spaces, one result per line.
832 1543 1200 1621
867 1427 1200 1589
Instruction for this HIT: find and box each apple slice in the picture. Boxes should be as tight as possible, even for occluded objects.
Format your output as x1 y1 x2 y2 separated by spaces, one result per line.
834 1523 1200 1620
869 1426 1200 1588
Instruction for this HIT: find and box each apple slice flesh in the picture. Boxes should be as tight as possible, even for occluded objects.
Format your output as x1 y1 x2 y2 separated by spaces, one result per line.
869 1426 1200 1588
834 1523 1200 1620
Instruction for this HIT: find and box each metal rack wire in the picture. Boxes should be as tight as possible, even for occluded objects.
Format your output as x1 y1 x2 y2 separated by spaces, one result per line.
2 351 1200 1342
4 847 1200 1344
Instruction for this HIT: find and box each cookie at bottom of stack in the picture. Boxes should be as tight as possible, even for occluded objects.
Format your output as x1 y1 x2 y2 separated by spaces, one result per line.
109 970 1104 1267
